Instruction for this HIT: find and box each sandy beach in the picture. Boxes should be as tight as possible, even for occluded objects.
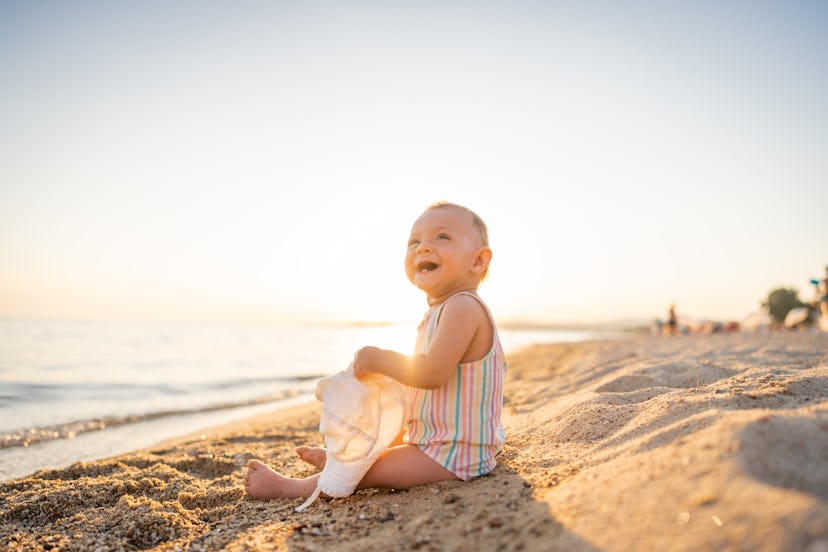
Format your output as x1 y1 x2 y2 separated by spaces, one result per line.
2 331 827 551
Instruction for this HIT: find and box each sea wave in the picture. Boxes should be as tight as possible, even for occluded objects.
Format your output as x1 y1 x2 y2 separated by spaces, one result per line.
0 374 324 404
1 386 310 449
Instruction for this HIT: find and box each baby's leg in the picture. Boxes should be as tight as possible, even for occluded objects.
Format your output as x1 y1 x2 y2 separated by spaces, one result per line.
245 445 457 500
295 446 326 470
244 460 318 499
357 444 459 490
297 428 405 470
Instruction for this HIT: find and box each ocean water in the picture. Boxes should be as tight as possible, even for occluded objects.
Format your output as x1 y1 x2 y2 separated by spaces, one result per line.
0 319 610 481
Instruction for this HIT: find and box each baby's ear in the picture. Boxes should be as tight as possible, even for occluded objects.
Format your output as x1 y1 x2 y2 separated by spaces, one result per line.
471 247 492 274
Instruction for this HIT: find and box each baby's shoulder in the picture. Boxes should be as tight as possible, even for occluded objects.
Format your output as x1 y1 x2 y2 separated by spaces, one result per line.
441 294 495 361
441 293 490 326
444 292 486 312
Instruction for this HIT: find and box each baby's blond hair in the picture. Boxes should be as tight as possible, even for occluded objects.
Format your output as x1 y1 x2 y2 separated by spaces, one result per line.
425 202 489 248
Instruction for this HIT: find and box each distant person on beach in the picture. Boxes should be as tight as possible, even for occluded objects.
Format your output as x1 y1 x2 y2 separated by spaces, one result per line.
665 304 678 336
244 202 506 500
820 266 828 321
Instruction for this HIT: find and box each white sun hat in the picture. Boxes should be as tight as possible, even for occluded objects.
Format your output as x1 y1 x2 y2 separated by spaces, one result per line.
296 363 407 512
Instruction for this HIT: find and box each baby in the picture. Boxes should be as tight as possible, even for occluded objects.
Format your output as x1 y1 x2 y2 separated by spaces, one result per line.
244 202 506 498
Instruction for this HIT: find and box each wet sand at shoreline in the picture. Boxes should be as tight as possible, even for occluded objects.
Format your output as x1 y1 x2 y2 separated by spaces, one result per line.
2 332 827 551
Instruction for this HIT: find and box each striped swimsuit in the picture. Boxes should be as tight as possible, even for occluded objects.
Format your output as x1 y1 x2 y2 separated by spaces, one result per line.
404 292 506 480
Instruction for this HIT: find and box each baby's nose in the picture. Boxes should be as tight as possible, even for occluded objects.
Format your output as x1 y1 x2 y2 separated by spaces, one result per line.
416 241 432 253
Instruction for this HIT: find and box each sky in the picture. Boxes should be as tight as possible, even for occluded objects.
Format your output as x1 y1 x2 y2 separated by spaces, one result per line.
1 1 826 327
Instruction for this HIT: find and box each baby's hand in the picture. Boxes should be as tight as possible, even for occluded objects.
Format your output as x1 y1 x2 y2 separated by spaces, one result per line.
353 346 381 379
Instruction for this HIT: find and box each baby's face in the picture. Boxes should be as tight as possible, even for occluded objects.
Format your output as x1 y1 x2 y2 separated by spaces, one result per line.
405 207 487 301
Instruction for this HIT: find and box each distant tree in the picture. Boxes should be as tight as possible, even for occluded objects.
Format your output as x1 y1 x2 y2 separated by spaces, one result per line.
762 287 806 324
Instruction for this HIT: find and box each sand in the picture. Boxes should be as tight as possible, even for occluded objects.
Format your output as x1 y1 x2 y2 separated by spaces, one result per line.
2 331 827 551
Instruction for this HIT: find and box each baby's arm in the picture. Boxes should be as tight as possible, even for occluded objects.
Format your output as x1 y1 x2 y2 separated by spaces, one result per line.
354 295 490 389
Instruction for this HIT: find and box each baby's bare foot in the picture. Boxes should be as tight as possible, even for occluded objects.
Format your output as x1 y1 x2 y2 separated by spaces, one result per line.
295 446 327 470
244 460 307 499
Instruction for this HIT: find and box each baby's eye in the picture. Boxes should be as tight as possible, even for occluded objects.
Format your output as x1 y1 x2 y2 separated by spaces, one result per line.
408 238 420 247
437 233 450 240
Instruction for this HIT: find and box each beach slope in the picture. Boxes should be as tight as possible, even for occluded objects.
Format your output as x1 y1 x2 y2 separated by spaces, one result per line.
2 332 827 551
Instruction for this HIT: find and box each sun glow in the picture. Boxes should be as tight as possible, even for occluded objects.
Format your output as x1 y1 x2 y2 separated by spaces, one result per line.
1 2 826 327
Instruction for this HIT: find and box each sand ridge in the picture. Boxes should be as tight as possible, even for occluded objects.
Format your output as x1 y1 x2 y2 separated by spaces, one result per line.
2 332 827 551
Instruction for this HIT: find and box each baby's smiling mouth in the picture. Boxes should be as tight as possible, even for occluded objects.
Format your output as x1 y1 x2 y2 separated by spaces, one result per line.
417 262 439 272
